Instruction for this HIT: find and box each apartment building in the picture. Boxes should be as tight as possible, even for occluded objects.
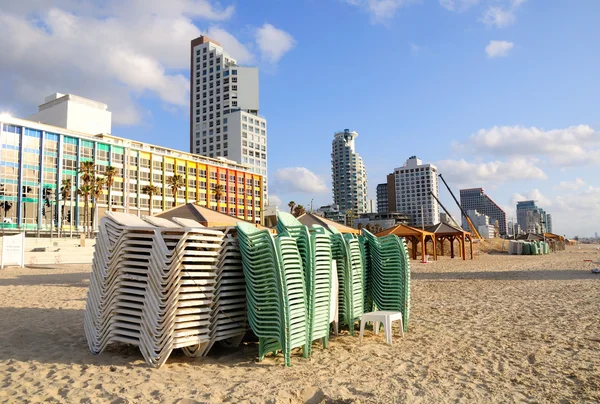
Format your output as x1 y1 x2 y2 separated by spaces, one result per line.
331 129 368 215
190 36 268 200
393 156 439 227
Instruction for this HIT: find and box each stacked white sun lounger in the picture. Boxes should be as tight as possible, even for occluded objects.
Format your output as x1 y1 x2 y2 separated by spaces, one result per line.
84 212 227 367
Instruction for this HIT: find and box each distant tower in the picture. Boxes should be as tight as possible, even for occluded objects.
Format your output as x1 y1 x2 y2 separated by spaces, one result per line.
393 156 440 227
331 129 368 214
190 35 268 200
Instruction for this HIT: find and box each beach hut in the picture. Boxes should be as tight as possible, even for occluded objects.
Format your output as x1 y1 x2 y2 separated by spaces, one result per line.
296 212 360 235
425 222 473 260
156 203 272 230
376 224 437 261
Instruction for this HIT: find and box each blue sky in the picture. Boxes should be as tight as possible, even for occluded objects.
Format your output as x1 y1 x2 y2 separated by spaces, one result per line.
1 0 599 237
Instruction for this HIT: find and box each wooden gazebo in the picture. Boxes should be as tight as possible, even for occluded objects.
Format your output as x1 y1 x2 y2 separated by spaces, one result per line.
426 222 473 260
376 224 437 261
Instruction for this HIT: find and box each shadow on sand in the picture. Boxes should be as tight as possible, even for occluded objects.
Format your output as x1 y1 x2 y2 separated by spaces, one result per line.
413 269 600 282
0 271 90 288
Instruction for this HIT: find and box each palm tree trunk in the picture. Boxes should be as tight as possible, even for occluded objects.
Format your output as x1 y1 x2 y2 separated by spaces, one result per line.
108 186 112 213
148 194 152 217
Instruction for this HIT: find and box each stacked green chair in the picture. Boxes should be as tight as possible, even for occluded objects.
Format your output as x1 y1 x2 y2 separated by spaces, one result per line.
359 235 374 313
330 231 349 329
236 222 309 366
275 236 310 364
399 236 411 332
307 225 333 352
343 234 365 335
276 213 332 354
361 229 411 333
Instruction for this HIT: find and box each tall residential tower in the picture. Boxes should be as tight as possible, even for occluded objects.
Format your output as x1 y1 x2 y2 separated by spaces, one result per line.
392 156 439 227
190 36 268 200
331 129 368 215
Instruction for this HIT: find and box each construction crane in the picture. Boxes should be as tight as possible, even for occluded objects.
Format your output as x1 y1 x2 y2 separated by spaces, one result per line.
429 191 460 228
437 174 483 239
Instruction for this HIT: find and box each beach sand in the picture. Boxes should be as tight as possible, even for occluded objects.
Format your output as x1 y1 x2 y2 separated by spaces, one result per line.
1 245 599 403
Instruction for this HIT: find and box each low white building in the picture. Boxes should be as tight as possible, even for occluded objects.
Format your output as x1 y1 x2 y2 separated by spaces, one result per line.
27 93 112 135
467 209 496 239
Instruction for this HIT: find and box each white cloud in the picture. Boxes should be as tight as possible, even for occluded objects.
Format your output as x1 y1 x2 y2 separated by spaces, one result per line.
436 157 546 188
511 188 552 207
550 186 600 237
485 40 514 58
553 178 586 191
206 26 254 64
268 194 282 208
345 0 416 22
440 0 479 12
271 167 329 194
0 2 293 127
0 2 237 125
481 7 515 27
255 24 296 63
481 0 527 28
466 125 600 167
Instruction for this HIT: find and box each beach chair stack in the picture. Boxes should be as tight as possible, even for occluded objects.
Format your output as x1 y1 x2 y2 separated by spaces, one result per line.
362 229 411 332
329 230 365 335
84 212 225 368
276 212 333 354
236 222 309 366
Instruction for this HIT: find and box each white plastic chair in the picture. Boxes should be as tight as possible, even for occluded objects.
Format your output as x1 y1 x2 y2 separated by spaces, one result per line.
359 311 404 344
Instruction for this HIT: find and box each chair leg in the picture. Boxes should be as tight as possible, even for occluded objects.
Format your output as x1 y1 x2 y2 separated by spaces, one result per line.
399 318 404 338
359 319 367 343
386 318 392 344
373 321 379 335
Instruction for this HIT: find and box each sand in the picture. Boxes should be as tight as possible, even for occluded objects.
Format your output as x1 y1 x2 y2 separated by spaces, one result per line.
1 245 599 403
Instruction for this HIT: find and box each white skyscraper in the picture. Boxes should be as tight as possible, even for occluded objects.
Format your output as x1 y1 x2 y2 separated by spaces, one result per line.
331 129 368 215
393 156 440 227
190 36 268 198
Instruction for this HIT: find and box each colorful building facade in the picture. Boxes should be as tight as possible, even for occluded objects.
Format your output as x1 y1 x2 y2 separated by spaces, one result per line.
0 117 263 231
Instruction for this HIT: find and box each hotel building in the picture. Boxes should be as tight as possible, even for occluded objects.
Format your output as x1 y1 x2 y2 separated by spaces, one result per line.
190 36 268 200
0 95 263 231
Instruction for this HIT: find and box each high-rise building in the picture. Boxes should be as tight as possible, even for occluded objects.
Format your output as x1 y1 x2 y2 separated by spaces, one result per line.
376 183 388 213
392 156 439 227
516 200 548 234
331 129 368 214
546 213 553 233
190 36 268 201
0 110 263 231
459 188 507 235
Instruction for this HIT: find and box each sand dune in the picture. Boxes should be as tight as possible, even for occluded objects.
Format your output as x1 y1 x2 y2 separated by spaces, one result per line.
0 245 599 403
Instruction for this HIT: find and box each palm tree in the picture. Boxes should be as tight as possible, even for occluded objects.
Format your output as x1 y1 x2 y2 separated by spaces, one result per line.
288 201 296 214
79 161 95 185
104 166 117 212
0 184 12 229
59 179 72 237
293 204 306 218
142 184 160 217
21 185 32 229
346 209 356 228
212 184 224 211
91 177 105 232
77 184 93 237
166 174 185 207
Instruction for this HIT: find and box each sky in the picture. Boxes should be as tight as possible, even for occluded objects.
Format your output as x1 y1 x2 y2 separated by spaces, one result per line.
1 0 599 237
